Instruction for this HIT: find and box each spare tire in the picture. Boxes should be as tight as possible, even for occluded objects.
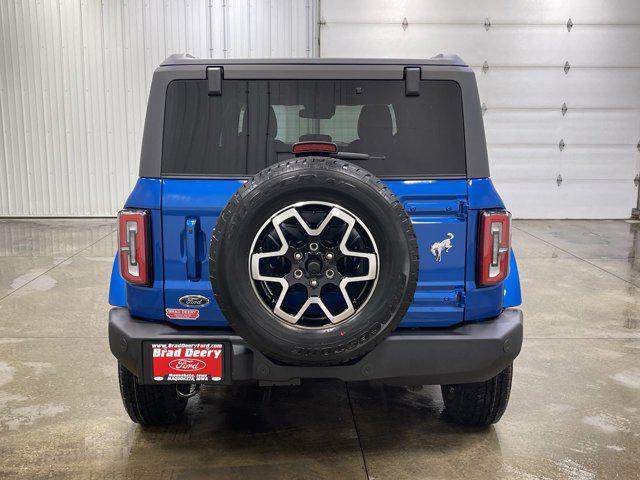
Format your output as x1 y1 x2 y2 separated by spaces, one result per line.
210 158 418 366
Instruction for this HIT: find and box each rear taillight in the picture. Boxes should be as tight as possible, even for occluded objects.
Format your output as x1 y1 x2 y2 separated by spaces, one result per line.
117 209 151 286
478 210 511 286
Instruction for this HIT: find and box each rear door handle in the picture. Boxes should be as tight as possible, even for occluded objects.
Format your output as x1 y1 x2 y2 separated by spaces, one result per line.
185 217 199 280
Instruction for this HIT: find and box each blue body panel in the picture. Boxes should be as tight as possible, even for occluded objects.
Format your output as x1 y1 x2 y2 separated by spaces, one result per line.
390 180 468 327
112 176 521 326
503 250 522 308
162 179 244 326
108 254 126 307
467 177 505 210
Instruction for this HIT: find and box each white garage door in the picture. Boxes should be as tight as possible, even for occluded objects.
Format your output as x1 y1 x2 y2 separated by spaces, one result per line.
319 0 640 219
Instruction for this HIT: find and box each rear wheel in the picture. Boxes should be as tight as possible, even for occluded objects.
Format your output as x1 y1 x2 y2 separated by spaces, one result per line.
118 363 188 426
441 364 513 426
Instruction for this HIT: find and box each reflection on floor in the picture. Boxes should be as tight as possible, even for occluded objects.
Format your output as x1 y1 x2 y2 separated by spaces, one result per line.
0 218 639 479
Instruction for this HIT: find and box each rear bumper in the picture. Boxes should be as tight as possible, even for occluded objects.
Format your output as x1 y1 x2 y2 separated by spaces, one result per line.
109 307 523 385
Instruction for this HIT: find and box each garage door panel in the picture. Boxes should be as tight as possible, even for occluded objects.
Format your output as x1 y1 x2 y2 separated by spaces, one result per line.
488 146 558 180
489 146 637 182
561 146 639 180
562 111 640 145
475 68 640 109
321 23 640 67
484 110 640 145
493 180 561 218
494 179 636 218
484 111 559 144
321 0 640 25
556 180 636 218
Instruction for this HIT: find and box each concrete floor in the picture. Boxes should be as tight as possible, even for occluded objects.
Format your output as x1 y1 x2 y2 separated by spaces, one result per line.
0 218 639 479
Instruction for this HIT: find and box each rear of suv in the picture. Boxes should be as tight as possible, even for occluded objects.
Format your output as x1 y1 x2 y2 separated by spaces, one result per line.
109 54 523 427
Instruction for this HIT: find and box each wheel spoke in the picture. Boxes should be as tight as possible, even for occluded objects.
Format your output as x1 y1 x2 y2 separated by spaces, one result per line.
274 295 345 324
336 210 378 281
250 213 289 281
281 206 344 237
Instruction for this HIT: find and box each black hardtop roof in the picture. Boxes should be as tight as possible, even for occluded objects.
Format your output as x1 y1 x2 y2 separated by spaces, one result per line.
140 52 489 179
160 53 467 67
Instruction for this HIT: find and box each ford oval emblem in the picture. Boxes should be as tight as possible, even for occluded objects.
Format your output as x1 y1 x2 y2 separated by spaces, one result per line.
179 295 210 307
169 358 206 372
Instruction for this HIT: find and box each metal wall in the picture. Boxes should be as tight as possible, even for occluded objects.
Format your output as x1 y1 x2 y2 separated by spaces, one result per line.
320 0 640 219
3 1 639 218
0 0 318 216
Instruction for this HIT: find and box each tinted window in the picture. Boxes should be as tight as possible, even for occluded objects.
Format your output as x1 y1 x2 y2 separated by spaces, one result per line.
162 79 465 177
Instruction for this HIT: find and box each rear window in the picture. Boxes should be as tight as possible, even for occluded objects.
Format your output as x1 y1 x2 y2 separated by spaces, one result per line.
162 79 466 177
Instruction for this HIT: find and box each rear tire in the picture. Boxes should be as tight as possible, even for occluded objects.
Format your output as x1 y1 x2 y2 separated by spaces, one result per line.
118 363 188 426
441 364 513 426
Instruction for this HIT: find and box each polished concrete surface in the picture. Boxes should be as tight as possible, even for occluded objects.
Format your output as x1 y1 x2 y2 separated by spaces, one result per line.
0 218 639 479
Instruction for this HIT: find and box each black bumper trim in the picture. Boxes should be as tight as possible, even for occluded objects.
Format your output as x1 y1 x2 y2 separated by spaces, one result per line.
109 308 523 385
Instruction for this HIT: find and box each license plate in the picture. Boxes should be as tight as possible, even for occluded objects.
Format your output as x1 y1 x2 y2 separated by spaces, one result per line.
148 342 225 383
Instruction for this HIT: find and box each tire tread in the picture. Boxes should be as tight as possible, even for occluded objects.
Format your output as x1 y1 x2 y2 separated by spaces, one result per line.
118 363 188 426
441 364 513 426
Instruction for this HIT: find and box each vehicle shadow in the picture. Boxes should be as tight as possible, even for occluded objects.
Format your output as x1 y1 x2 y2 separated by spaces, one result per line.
118 380 504 479
345 382 506 479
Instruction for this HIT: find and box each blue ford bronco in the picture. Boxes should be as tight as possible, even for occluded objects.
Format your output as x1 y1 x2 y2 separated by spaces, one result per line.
109 54 523 427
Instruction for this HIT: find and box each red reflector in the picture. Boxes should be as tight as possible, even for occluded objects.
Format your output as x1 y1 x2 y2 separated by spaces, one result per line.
117 209 151 286
292 141 338 155
478 210 511 287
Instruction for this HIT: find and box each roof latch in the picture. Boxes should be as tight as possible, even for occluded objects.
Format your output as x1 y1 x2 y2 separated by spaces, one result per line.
404 67 421 96
207 67 222 96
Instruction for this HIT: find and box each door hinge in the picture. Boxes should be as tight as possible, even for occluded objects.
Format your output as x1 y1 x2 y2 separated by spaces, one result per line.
557 174 563 186
404 67 421 96
455 290 466 308
207 67 222 96
457 200 468 219
401 17 408 30
564 61 571 74
634 174 639 187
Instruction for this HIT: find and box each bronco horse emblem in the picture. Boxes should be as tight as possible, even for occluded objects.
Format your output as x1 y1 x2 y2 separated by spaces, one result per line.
430 233 454 262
